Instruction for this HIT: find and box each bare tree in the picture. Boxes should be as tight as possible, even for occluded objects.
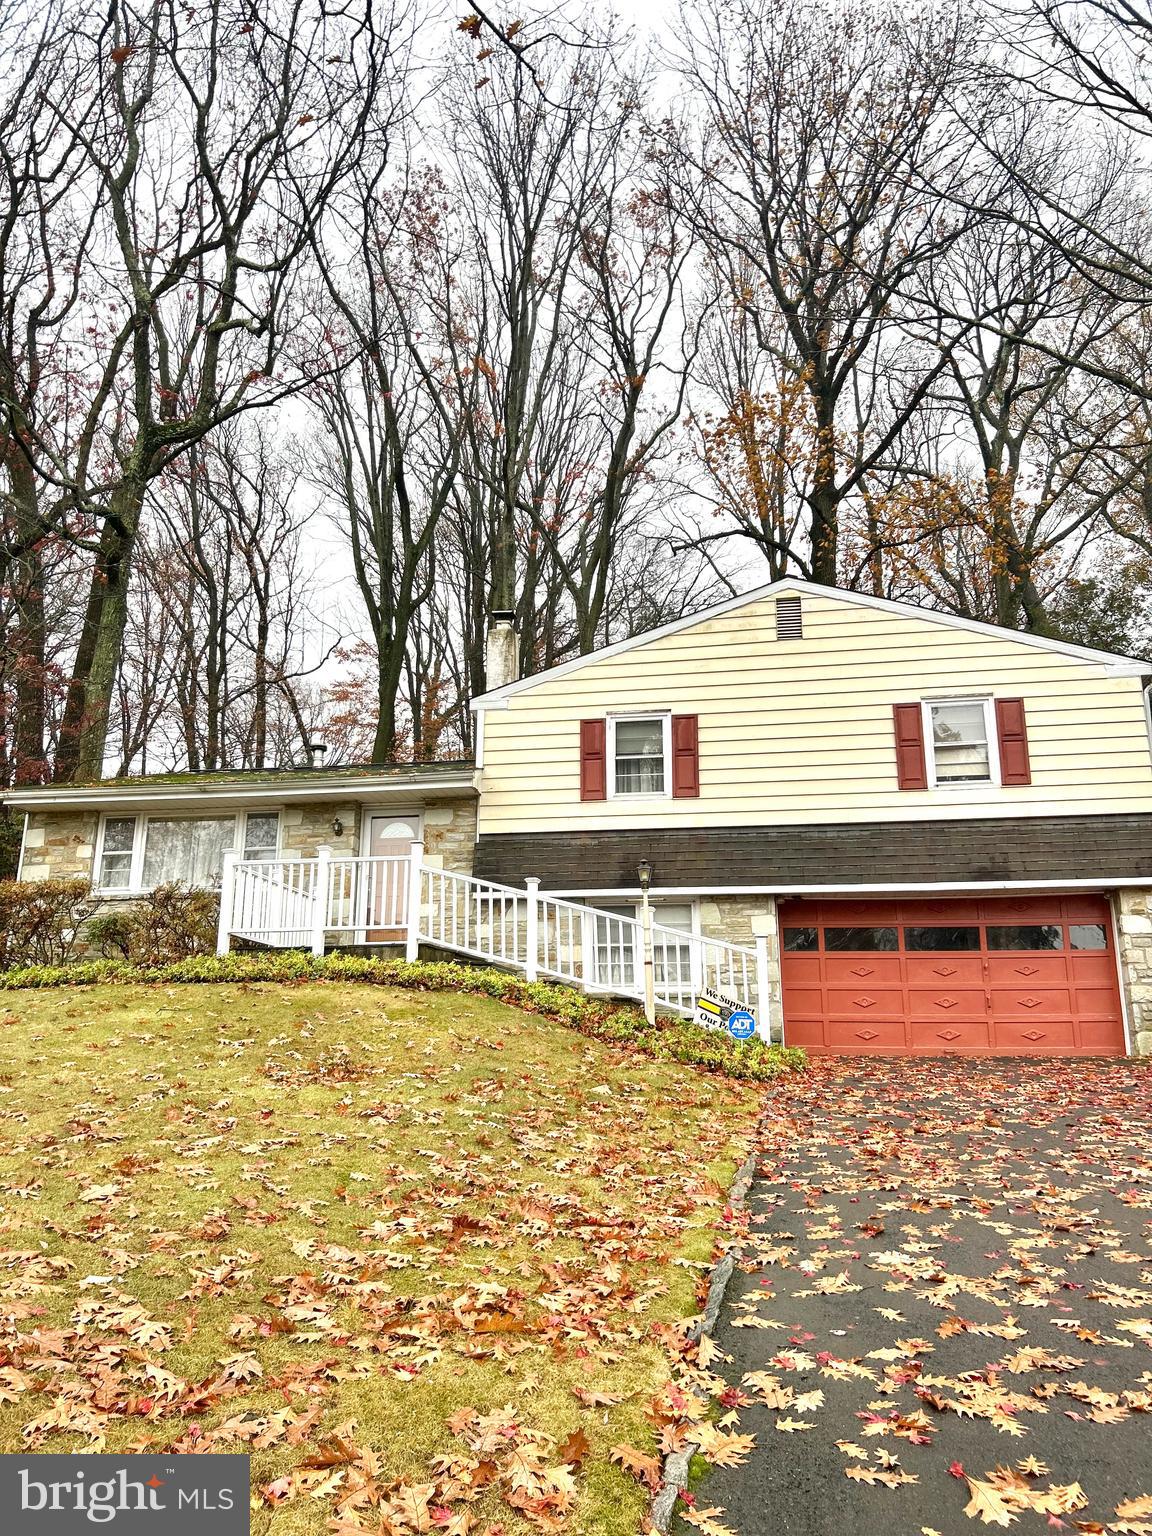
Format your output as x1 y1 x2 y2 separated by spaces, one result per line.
0 0 407 781
663 0 993 583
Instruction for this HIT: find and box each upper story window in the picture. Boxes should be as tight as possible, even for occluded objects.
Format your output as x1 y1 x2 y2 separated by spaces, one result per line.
925 699 997 786
96 810 280 892
610 715 670 796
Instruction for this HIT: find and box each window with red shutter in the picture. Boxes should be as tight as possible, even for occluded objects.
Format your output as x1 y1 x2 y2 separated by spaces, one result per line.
994 698 1032 786
579 719 607 800
892 703 928 790
671 714 700 798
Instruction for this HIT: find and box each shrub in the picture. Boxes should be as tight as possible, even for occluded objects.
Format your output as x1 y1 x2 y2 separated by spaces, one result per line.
85 910 135 959
0 878 97 969
0 950 807 1082
122 883 219 964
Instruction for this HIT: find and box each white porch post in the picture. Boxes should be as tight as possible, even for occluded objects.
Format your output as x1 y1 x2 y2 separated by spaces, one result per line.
216 850 238 956
405 840 425 962
640 891 656 1026
754 933 772 1041
750 909 780 1043
524 877 540 982
311 845 331 957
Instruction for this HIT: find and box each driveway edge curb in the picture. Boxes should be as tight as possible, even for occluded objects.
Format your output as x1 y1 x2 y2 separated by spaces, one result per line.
649 1142 759 1532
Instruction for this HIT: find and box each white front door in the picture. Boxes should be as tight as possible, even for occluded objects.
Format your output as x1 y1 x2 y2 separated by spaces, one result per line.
364 813 421 941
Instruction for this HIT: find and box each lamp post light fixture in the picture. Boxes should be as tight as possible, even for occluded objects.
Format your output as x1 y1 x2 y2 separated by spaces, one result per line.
636 860 656 1026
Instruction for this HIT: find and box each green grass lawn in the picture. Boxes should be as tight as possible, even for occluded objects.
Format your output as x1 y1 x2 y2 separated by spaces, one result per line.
0 981 760 1534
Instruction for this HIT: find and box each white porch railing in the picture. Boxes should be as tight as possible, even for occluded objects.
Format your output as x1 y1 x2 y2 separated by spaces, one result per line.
217 843 770 1032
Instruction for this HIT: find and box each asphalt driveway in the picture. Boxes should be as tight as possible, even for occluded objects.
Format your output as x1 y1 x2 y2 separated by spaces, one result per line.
677 1058 1152 1536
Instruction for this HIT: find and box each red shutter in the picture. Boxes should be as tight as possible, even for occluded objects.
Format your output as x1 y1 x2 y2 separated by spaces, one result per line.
892 703 928 790
671 714 700 798
579 719 607 800
995 698 1031 786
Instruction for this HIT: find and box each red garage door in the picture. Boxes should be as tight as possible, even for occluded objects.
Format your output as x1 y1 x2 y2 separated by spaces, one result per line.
779 896 1126 1055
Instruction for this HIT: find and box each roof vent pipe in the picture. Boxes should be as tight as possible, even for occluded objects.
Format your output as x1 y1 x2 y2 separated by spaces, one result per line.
485 611 519 691
307 740 328 770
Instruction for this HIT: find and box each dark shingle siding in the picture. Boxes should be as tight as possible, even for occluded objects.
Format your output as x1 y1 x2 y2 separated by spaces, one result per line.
473 815 1152 890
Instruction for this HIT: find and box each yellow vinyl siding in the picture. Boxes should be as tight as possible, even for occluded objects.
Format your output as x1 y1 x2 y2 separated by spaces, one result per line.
477 589 1152 833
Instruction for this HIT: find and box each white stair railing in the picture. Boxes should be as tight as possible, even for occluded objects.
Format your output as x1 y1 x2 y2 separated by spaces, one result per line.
411 857 759 1022
217 845 767 1031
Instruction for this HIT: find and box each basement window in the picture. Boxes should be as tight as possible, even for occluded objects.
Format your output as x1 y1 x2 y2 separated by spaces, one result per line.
775 595 803 640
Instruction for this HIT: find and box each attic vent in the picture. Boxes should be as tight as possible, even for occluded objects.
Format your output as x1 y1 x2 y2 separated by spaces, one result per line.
775 595 803 640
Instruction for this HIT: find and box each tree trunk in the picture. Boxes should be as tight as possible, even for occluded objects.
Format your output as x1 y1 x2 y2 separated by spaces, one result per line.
65 480 146 782
4 446 48 782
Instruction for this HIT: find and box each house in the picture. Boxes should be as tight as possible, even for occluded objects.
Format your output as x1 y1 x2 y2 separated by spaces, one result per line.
7 579 1152 1057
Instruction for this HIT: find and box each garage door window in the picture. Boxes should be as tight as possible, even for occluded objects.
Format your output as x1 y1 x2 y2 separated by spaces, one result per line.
1069 923 1108 950
824 926 897 950
905 925 980 950
783 927 819 951
785 920 1114 954
986 924 1063 950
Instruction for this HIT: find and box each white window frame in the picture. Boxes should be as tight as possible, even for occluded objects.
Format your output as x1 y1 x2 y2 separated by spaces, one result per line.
607 712 672 800
93 810 281 895
921 697 1001 791
241 809 282 863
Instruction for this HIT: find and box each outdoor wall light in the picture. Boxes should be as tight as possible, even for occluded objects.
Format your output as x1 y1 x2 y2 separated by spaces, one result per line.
636 859 653 893
331 816 344 837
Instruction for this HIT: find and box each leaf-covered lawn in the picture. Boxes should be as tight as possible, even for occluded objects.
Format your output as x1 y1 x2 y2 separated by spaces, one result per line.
679 1057 1152 1536
0 981 760 1535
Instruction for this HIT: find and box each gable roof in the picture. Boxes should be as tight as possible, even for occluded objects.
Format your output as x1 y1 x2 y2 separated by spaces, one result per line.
472 578 1150 707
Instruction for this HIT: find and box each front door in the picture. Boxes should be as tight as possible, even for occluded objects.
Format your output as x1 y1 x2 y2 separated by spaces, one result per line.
364 814 421 942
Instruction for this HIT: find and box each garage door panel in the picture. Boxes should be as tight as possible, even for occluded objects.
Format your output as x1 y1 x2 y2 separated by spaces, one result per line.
980 896 1065 922
812 900 899 924
910 1019 991 1051
905 956 983 984
783 1020 828 1048
903 898 982 921
781 986 827 1018
987 956 1070 985
1062 896 1116 921
992 1019 1078 1051
991 988 1074 1017
780 956 822 986
827 1019 908 1050
826 988 904 1015
1075 987 1125 1019
1078 1019 1129 1050
1070 954 1117 984
824 956 902 984
908 989 987 1017
778 896 1125 1057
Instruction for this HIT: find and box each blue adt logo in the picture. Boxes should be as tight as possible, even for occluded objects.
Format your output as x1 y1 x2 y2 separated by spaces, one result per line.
727 1010 756 1039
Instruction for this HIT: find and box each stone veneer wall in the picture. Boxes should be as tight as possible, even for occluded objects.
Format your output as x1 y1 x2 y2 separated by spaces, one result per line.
279 801 360 859
17 811 99 882
420 799 478 874
1113 889 1152 1056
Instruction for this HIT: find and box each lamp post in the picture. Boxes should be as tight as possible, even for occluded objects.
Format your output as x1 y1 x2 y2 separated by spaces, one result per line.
637 859 656 1025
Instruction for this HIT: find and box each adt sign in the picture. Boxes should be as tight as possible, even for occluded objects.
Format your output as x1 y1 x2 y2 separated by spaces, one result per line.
726 1009 756 1040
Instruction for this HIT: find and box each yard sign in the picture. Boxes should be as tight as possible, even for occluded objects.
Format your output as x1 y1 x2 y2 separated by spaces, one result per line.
695 987 755 1035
